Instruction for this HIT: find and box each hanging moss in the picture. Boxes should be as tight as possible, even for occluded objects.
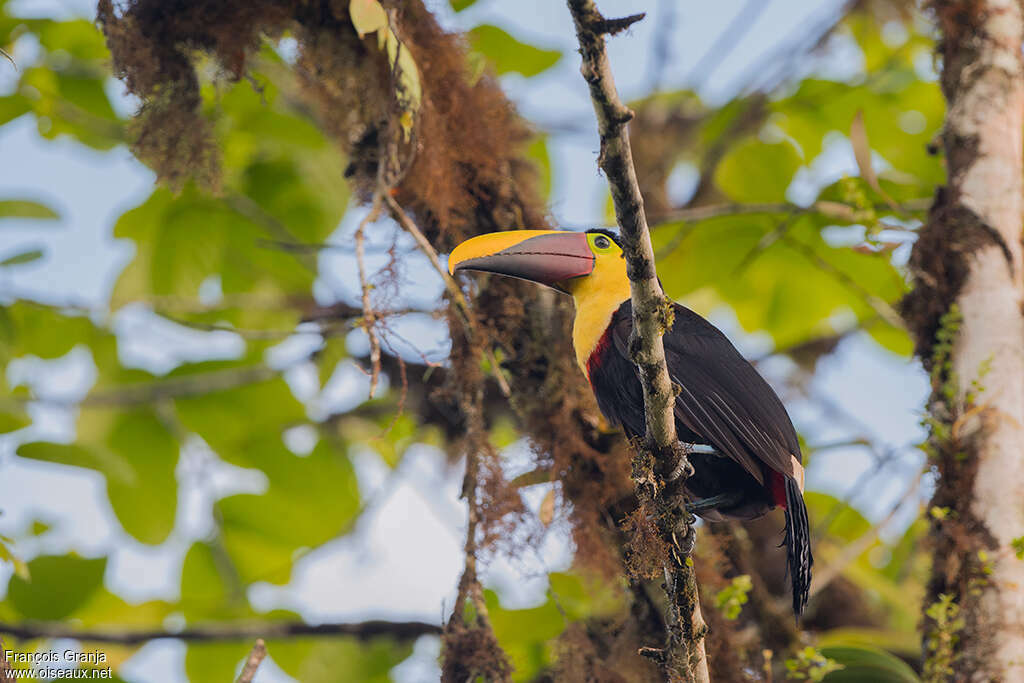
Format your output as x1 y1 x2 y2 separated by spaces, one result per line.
98 0 642 675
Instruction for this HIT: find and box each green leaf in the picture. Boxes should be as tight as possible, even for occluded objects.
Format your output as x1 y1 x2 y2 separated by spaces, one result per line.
73 588 172 627
215 440 360 584
349 0 388 38
104 409 179 544
0 410 30 433
185 642 251 683
0 94 30 127
0 248 44 267
178 543 262 680
35 18 111 63
526 135 552 200
468 25 561 77
714 138 801 202
382 29 422 141
7 555 106 620
654 212 905 347
805 491 873 542
180 541 248 621
818 629 920 658
486 588 564 678
174 373 307 466
865 318 913 357
113 177 337 309
547 571 624 620
820 646 920 683
714 574 752 619
21 66 122 150
318 336 347 388
0 301 117 364
0 538 29 580
450 0 479 10
480 571 625 680
770 77 943 188
0 200 60 220
18 408 179 545
271 638 414 683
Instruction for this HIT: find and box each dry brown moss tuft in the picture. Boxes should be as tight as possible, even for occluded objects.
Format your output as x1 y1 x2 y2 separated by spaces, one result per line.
100 0 643 673
98 0 634 571
97 0 293 188
554 618 662 683
622 503 671 581
441 622 514 683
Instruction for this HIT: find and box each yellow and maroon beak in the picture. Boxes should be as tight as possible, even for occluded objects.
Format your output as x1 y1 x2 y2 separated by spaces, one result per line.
447 230 594 291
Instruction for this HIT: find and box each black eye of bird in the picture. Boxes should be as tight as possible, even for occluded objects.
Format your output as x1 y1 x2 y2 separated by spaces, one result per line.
594 235 611 250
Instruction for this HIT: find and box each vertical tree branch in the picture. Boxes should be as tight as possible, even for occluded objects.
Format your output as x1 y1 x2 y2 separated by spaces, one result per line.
904 1 1024 680
565 2 709 680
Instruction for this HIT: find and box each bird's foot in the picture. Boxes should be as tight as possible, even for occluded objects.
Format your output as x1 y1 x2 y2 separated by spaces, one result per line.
677 522 697 556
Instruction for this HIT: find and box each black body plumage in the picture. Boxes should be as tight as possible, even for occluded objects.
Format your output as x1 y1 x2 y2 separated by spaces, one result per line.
587 301 813 616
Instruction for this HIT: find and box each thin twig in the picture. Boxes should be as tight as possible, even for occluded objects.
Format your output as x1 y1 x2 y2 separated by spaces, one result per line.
384 195 471 324
0 47 16 71
159 315 332 340
255 238 416 256
2 364 281 411
355 198 385 398
647 0 674 90
732 209 803 276
684 0 769 88
0 619 440 645
809 468 925 598
652 198 931 226
375 338 410 437
566 2 709 679
236 639 267 683
781 233 906 329
384 194 512 398
734 0 857 95
223 194 317 274
812 440 919 543
450 388 492 627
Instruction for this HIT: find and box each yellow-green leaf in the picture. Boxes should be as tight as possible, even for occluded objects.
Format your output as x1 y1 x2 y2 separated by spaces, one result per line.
469 24 561 77
714 138 801 202
349 0 388 38
0 200 60 220
0 248 44 267
7 555 106 620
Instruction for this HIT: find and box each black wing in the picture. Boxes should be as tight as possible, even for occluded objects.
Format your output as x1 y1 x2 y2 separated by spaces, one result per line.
608 302 802 484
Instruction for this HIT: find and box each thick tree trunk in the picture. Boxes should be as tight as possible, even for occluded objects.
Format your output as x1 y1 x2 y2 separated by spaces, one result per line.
905 2 1024 680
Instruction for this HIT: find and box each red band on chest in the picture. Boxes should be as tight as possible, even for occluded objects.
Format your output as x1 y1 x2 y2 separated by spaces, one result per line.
585 325 616 383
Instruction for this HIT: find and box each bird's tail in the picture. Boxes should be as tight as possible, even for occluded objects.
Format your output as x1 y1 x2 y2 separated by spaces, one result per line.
784 476 813 617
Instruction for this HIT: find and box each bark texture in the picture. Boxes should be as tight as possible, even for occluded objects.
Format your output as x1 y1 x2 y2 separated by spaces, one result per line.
566 2 709 680
904 1 1024 679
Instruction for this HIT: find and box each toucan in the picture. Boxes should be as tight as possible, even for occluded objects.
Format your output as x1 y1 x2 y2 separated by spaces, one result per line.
448 228 812 616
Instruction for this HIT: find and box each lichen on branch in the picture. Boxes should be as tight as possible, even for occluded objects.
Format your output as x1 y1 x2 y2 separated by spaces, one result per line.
565 1 709 680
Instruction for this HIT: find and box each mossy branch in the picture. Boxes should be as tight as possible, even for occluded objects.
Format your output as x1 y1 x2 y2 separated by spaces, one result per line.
565 1 709 680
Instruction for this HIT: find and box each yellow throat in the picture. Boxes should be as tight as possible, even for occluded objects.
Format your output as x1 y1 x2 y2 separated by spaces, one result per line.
568 251 631 377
